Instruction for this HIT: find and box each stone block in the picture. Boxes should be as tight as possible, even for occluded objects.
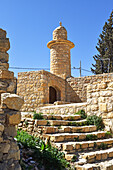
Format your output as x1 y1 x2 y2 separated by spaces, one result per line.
1 93 24 110
0 70 14 79
7 112 21 125
99 103 107 112
98 82 107 89
100 91 112 97
91 105 98 111
0 123 4 132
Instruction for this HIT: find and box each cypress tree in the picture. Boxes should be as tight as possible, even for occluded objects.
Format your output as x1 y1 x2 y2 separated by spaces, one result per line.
91 11 113 74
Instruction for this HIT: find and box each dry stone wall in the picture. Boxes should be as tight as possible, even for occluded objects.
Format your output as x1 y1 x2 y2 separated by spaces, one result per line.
0 28 24 170
87 81 113 132
67 73 113 102
0 93 23 170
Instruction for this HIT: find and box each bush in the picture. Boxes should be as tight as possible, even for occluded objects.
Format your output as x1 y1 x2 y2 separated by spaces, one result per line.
33 112 43 120
86 115 105 130
75 110 87 119
15 130 70 170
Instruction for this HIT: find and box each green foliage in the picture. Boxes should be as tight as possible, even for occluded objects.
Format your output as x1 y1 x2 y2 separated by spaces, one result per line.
86 134 97 141
75 110 87 119
24 120 28 127
15 130 70 170
33 112 43 120
98 143 108 150
91 11 113 74
86 115 105 130
71 155 77 162
105 131 112 138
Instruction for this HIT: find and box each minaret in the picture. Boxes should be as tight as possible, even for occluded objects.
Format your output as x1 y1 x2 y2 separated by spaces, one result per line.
47 22 75 79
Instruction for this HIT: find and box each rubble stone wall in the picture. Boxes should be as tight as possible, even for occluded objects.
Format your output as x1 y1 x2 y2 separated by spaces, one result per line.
87 81 113 132
0 28 24 170
67 73 113 102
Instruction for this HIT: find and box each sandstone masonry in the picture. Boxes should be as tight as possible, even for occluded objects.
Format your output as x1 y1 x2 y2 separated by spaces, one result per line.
0 28 24 170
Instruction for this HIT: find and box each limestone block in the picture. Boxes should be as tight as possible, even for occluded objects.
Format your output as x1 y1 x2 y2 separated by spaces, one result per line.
92 98 98 104
7 82 15 92
0 52 9 62
107 103 113 112
91 105 98 111
1 93 24 110
0 70 14 79
87 99 92 104
98 82 107 89
108 82 113 89
2 143 10 153
0 39 10 52
0 123 4 132
99 103 107 112
87 84 92 91
107 112 113 119
98 97 105 103
7 112 21 125
100 91 112 97
4 126 17 137
92 92 100 98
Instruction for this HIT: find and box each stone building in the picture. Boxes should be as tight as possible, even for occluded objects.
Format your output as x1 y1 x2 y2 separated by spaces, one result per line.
17 23 81 111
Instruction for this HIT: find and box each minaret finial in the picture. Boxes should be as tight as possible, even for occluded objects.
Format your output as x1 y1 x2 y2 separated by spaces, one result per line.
59 21 62 26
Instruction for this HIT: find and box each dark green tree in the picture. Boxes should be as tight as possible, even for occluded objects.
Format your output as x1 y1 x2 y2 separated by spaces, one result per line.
91 11 113 74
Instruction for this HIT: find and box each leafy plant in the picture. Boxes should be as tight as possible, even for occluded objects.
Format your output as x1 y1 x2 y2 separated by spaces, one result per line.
86 115 105 130
24 120 28 127
15 130 70 170
71 155 77 162
105 131 112 138
75 110 87 119
33 112 43 120
98 143 108 150
86 134 97 141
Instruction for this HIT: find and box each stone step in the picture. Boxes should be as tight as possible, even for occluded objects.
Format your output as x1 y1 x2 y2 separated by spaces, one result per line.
76 159 113 170
42 114 81 121
43 131 106 142
81 147 113 163
34 119 87 126
53 138 113 152
36 125 97 134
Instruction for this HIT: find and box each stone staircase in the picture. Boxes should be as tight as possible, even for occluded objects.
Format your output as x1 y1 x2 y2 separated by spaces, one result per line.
18 112 113 170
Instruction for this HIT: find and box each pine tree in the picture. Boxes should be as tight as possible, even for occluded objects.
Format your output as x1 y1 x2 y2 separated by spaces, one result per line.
91 11 113 74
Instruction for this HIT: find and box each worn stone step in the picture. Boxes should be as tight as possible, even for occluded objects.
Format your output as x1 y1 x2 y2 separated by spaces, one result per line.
36 125 97 134
34 119 87 126
76 159 113 170
81 148 113 163
43 131 106 142
53 138 113 152
42 114 81 121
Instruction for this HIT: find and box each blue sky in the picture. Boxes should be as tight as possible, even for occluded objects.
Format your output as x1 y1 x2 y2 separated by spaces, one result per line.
1 0 113 77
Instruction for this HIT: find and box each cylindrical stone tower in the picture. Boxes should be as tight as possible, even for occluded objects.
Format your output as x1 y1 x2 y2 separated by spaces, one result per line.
47 22 75 79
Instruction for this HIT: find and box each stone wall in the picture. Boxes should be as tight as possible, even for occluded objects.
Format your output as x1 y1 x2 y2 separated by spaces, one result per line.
17 70 66 111
0 93 23 170
17 70 82 112
0 28 24 170
36 103 87 115
67 73 113 102
87 81 113 132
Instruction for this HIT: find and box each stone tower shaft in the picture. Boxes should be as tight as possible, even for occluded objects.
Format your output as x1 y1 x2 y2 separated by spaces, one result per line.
47 23 75 79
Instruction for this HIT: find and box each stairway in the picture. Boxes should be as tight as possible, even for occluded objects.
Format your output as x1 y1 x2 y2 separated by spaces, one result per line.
18 112 113 170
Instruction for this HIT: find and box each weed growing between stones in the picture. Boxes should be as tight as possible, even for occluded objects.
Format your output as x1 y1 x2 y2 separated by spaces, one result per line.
86 134 97 141
15 130 70 170
33 112 43 120
75 110 87 119
86 115 105 130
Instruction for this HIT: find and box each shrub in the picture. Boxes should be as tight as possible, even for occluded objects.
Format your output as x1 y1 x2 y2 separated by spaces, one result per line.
75 110 87 119
86 115 105 130
33 112 43 120
15 130 70 170
86 134 97 141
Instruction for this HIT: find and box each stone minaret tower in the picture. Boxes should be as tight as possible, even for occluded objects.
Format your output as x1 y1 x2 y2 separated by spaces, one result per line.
47 22 75 79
